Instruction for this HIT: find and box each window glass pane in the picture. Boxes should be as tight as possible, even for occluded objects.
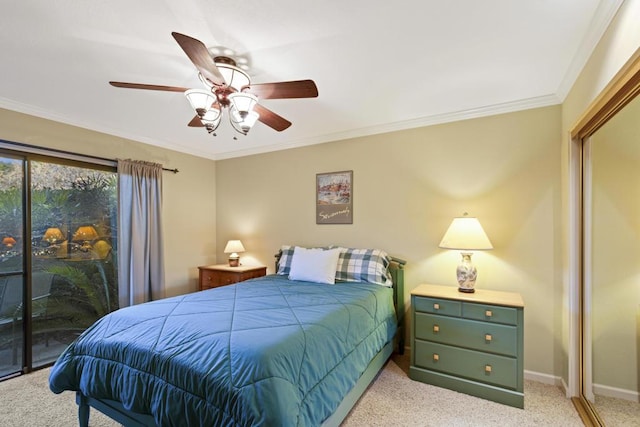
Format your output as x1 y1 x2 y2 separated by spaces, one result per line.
0 158 24 273
30 161 117 367
0 156 24 377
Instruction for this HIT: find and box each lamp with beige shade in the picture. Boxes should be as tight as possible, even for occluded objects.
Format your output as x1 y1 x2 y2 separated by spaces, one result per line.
224 240 245 267
439 213 493 293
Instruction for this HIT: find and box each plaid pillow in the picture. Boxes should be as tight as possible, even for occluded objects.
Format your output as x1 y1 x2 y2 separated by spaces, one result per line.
276 245 296 275
335 248 393 287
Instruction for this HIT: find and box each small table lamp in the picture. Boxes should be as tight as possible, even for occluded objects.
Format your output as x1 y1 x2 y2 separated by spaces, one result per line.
224 240 245 267
439 213 493 293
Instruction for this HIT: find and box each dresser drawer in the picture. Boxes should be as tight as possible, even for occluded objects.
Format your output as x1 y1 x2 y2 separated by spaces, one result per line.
242 268 267 280
463 303 518 325
415 312 518 357
201 270 236 288
216 271 242 286
414 296 461 317
199 265 267 291
414 340 518 389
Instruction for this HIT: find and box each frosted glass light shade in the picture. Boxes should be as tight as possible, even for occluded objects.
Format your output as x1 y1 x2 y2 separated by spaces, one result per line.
243 110 259 127
216 63 250 92
228 92 258 114
201 106 221 122
184 89 216 116
230 106 259 134
200 104 222 133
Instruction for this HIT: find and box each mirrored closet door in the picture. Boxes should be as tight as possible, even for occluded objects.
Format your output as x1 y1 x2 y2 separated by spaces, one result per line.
572 51 640 426
583 93 640 425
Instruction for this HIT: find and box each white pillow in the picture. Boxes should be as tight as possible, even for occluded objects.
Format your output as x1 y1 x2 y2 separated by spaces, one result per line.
288 246 342 284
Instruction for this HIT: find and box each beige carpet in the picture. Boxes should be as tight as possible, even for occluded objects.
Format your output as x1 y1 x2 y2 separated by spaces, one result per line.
343 354 583 426
593 394 640 426
1 353 585 426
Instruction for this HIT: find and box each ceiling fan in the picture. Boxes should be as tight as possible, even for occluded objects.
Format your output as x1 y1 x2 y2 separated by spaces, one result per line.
109 32 318 137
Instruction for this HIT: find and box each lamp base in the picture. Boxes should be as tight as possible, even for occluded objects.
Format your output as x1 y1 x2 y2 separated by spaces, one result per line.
456 252 478 293
228 257 239 267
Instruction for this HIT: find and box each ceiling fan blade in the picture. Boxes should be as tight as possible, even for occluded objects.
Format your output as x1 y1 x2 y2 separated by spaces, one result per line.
254 104 292 132
187 116 204 127
171 32 225 86
244 80 318 99
109 81 189 92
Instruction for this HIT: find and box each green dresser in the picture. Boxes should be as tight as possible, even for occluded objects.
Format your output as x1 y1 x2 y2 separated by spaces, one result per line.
409 284 524 408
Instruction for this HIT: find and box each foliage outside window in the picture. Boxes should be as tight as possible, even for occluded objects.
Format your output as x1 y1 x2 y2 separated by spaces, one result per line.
0 159 118 347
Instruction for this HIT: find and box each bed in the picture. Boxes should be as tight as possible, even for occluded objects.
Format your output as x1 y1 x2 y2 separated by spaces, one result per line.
49 246 405 426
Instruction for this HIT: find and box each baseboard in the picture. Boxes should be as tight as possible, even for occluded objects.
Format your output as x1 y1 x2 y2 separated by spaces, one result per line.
524 369 563 386
561 377 570 397
593 383 640 402
521 371 639 403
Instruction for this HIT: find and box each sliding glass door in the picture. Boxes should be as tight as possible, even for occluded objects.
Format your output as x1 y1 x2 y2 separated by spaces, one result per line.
0 155 25 378
0 153 117 378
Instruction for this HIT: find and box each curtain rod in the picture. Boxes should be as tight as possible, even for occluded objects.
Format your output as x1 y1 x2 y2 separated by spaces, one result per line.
0 140 179 173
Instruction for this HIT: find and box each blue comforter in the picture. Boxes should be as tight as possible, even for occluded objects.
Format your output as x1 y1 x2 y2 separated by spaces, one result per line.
49 275 397 426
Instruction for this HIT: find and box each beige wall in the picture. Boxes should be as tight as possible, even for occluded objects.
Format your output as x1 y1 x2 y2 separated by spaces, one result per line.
217 105 563 376
0 107 217 297
561 0 640 387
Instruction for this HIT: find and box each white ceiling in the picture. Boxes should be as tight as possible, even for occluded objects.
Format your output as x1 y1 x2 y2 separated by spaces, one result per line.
0 1 623 160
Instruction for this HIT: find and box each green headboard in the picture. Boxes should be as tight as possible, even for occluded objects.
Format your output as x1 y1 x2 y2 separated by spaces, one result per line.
389 256 406 354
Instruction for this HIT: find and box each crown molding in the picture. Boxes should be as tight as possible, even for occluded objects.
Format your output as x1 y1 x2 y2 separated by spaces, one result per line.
555 0 625 101
214 93 562 160
0 96 217 160
0 91 563 162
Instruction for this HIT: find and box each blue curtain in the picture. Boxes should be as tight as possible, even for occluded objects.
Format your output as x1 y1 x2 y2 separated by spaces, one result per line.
117 159 165 307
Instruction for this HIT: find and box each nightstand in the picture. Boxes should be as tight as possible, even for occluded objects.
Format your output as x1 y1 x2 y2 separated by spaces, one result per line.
409 284 524 408
198 264 267 290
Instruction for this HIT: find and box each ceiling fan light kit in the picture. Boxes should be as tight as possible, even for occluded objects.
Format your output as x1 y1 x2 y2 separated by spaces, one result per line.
109 32 318 139
184 89 223 134
230 108 260 134
199 59 250 93
184 89 216 117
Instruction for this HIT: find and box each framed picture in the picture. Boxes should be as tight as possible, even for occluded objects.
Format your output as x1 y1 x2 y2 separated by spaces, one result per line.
316 170 353 224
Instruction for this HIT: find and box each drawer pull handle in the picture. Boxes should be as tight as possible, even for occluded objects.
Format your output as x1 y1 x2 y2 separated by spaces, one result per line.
485 310 493 318
433 325 440 333
207 276 212 281
433 303 440 310
485 364 492 373
485 334 492 342
433 353 439 362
